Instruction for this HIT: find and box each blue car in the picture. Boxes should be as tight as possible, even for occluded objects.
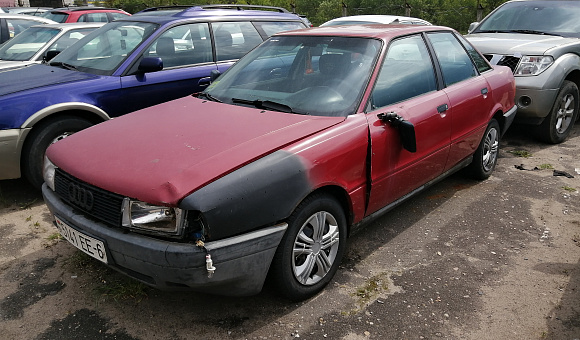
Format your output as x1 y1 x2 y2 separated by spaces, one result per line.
0 5 307 188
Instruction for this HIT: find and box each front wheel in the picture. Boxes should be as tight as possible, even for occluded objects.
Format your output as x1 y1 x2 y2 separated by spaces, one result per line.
22 116 93 189
466 119 500 180
537 80 579 144
270 193 347 301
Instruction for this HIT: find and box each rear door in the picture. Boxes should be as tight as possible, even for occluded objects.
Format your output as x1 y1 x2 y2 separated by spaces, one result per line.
366 34 451 215
425 31 494 171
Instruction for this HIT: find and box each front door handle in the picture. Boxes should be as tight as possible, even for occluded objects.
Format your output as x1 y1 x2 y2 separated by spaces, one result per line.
198 77 211 87
437 104 448 113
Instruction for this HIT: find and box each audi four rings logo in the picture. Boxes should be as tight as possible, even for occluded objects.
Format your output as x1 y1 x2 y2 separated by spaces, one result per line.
68 183 94 210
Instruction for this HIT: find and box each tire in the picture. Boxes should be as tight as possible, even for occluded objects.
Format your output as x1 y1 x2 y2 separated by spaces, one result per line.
537 80 579 144
22 116 93 189
270 193 347 301
466 119 500 180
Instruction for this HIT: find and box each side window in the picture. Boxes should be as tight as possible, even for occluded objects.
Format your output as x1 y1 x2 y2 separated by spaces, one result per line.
456 34 492 73
79 13 109 23
212 22 263 61
6 19 39 38
145 23 211 68
427 32 477 86
253 21 305 37
370 35 437 109
42 28 95 60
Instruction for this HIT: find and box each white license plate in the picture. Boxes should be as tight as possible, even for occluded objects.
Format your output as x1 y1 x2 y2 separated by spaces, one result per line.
55 216 108 264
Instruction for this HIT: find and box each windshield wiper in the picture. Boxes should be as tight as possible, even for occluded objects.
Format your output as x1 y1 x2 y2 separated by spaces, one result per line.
231 98 309 115
49 61 78 71
479 29 561 36
509 29 561 36
196 92 222 102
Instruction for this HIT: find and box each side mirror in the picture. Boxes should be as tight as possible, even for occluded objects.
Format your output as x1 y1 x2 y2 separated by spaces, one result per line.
397 120 417 153
468 22 479 34
377 112 417 153
210 69 221 82
138 57 163 73
43 50 60 62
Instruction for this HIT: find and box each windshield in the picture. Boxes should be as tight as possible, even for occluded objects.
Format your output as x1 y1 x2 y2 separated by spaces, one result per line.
205 36 381 117
49 21 158 76
0 26 59 61
474 0 580 38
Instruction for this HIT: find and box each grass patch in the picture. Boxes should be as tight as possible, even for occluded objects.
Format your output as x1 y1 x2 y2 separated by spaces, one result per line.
510 150 532 158
19 198 38 210
539 164 554 169
563 186 577 192
94 278 149 303
351 273 390 307
47 233 63 241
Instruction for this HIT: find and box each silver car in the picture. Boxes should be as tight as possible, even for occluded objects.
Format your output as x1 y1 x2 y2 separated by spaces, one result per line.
0 22 104 71
0 13 55 44
466 0 580 143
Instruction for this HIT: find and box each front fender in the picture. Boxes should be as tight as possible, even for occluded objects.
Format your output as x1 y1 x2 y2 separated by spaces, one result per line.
180 150 312 241
20 102 110 129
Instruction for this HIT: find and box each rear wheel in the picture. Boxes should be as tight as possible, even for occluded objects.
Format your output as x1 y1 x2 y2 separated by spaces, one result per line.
270 193 347 301
466 119 500 180
22 116 93 189
537 80 579 144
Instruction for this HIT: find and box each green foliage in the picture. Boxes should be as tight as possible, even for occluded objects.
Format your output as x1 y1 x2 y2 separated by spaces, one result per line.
104 0 509 32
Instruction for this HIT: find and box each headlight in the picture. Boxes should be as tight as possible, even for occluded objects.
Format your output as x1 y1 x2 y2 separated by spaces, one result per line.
43 155 57 191
121 198 185 237
514 56 553 76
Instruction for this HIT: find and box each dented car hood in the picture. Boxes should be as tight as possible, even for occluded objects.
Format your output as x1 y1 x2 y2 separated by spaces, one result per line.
46 95 344 206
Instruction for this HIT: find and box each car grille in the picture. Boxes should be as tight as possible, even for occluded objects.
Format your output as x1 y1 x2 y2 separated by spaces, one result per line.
483 54 520 73
55 168 125 227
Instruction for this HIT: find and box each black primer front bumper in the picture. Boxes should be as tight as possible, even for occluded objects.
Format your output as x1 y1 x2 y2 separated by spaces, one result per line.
42 184 287 296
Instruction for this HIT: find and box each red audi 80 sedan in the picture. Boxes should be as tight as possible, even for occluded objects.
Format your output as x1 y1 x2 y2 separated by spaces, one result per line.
42 24 516 301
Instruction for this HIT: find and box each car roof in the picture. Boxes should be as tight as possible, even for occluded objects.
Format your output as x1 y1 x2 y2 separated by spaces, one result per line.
275 24 450 39
321 14 431 26
128 5 303 24
30 22 106 30
4 7 51 13
0 12 56 23
45 7 126 13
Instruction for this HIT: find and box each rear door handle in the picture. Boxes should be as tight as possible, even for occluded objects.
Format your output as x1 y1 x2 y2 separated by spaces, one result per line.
481 87 488 95
437 104 448 113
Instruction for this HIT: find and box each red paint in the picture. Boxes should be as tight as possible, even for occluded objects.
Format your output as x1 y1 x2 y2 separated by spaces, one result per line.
47 96 343 205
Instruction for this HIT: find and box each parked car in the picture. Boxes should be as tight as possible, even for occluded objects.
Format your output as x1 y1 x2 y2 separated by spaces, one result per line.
42 24 516 300
466 0 580 143
4 7 52 16
0 13 55 44
0 5 307 189
40 7 130 23
321 14 432 26
0 22 104 71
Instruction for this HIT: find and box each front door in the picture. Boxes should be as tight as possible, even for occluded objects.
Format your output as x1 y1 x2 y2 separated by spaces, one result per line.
366 34 451 215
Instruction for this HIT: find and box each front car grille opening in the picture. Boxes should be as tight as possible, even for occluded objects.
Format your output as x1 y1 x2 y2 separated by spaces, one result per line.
483 54 520 73
54 169 125 227
497 56 520 73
